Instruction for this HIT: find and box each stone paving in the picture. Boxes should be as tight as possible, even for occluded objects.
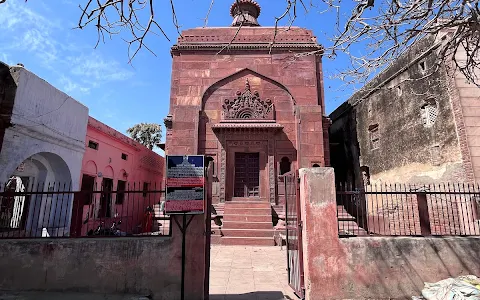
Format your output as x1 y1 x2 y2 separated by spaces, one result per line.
209 245 298 300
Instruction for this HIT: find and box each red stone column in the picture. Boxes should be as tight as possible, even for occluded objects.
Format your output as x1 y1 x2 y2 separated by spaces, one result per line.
297 106 325 168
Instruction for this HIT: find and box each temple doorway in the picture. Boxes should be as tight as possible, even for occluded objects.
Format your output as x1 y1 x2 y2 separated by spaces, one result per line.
233 152 260 198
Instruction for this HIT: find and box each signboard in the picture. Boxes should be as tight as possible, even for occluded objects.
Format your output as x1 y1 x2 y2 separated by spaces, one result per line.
165 155 205 214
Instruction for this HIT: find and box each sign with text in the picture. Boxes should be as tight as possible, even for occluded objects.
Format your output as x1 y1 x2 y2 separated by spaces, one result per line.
165 155 205 214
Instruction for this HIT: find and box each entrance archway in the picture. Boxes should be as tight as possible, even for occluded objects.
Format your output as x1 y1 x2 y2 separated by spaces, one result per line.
1 152 72 237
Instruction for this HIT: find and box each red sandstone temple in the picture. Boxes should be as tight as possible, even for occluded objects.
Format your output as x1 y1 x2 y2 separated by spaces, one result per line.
164 0 330 245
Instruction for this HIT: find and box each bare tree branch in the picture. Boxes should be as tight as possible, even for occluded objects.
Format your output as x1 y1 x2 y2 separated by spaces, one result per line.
203 0 215 28
74 0 182 63
3 0 479 86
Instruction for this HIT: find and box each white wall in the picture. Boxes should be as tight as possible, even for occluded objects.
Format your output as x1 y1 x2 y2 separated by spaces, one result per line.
0 66 89 235
0 67 88 187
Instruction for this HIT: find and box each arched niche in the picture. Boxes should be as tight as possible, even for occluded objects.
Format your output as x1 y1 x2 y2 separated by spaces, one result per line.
103 166 114 179
84 160 97 176
201 68 295 114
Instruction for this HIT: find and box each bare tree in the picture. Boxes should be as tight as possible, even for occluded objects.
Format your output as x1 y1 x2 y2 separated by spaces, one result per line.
127 123 162 150
5 0 480 86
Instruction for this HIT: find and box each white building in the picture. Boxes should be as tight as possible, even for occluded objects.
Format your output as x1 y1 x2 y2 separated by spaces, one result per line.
0 62 89 237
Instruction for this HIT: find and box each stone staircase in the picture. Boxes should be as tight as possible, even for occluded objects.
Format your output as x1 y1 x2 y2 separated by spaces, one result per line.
337 205 368 236
212 201 275 246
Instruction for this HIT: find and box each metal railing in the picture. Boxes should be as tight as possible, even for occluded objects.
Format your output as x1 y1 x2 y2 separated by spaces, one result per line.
0 181 170 239
336 183 480 237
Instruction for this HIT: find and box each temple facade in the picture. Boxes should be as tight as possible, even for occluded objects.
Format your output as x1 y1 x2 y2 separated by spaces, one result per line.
164 0 330 210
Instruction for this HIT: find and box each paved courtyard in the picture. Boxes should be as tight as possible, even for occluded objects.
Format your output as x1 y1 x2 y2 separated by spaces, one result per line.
210 245 298 300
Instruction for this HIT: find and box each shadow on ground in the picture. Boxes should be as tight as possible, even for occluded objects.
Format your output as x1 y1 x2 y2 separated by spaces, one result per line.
210 291 295 300
0 292 150 300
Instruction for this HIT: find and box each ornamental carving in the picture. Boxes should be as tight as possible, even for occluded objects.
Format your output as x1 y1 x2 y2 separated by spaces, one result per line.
222 79 274 120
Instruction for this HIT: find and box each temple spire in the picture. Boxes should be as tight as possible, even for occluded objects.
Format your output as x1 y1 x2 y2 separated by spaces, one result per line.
230 0 261 27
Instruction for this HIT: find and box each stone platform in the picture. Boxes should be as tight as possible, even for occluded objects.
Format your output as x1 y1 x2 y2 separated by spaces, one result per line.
209 245 297 300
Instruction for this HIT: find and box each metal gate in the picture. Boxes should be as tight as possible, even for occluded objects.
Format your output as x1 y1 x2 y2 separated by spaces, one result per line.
284 171 305 299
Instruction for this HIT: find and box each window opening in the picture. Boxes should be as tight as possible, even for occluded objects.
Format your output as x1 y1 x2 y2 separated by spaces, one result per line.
360 166 370 185
421 99 438 127
121 153 128 160
280 157 291 175
419 61 426 73
88 141 98 150
369 124 380 150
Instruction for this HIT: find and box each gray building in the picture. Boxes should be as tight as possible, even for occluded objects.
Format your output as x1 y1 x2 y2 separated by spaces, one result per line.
329 32 480 187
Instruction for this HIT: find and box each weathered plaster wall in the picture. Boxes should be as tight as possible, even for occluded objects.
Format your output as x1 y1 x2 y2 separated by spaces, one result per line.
0 66 88 188
329 36 465 185
299 168 480 300
0 66 89 236
0 237 201 300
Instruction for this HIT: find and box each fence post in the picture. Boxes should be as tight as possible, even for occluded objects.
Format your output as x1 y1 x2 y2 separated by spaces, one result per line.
203 162 213 300
416 192 431 236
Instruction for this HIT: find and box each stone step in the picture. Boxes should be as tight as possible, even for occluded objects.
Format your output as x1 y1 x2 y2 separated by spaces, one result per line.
222 221 273 230
211 235 222 244
338 221 368 236
337 205 357 221
221 236 275 246
224 214 272 222
221 228 274 238
212 204 225 215
229 197 265 201
225 202 271 209
337 214 356 221
224 207 272 215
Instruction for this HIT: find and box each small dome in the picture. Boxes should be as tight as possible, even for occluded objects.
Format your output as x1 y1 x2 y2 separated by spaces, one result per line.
230 0 261 27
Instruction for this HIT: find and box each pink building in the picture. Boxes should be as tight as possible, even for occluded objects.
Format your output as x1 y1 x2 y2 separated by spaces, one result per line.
70 117 165 237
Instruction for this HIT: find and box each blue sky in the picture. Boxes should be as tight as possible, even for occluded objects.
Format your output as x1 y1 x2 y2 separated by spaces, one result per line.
0 0 359 149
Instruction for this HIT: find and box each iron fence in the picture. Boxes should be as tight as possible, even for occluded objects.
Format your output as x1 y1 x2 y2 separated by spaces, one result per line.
336 183 480 237
0 180 170 239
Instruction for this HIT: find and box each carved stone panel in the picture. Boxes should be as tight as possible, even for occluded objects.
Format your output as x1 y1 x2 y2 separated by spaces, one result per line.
219 135 227 203
222 79 274 120
268 139 276 204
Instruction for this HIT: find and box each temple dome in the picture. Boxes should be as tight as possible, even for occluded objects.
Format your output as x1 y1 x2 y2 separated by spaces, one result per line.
230 0 261 27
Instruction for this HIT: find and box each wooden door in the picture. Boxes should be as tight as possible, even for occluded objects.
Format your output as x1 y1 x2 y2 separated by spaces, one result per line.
234 153 260 198
70 174 95 237
99 178 113 218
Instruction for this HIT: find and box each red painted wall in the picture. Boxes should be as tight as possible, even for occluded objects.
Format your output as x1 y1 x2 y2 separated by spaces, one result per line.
72 117 165 236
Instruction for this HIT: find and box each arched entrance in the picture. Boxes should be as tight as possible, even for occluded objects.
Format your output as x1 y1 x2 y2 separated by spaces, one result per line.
1 152 73 237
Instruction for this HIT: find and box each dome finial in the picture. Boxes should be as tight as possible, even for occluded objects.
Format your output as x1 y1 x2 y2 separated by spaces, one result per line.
245 78 251 90
230 0 261 27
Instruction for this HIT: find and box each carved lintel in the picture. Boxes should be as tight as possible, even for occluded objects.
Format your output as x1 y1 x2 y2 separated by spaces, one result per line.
226 140 268 147
222 79 274 120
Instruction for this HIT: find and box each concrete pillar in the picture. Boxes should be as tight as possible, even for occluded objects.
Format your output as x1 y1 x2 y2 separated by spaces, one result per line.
298 167 345 300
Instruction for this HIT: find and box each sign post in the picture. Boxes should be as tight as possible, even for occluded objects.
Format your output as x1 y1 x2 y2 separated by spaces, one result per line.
164 155 205 300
